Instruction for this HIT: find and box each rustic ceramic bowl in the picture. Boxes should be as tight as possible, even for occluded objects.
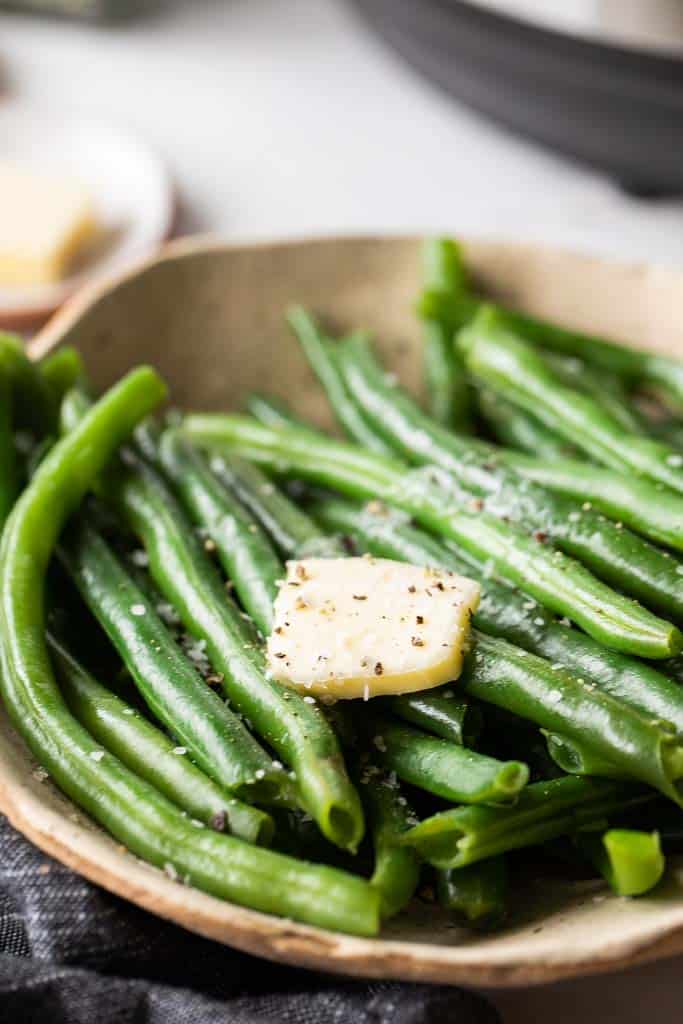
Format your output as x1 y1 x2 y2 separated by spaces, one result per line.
7 235 683 987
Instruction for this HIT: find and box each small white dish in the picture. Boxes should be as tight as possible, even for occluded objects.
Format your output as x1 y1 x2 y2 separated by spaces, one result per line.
0 104 174 325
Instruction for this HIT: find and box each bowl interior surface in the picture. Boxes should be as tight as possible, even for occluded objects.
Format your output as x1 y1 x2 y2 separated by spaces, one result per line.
12 235 683 987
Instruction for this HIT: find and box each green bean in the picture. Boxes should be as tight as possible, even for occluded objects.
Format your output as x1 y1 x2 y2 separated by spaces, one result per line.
649 416 683 452
356 761 420 918
104 454 362 851
39 346 87 403
487 302 683 414
459 306 683 495
312 498 683 735
210 451 347 559
60 518 282 802
365 715 528 805
157 429 282 637
49 632 273 845
246 392 314 432
401 776 652 869
544 733 630 780
418 238 472 430
0 332 57 433
287 306 395 456
386 691 483 748
183 415 682 658
465 630 683 803
64 392 364 848
426 263 683 416
499 449 683 552
437 858 507 927
0 371 380 936
336 332 683 621
0 377 19 528
476 387 575 458
540 352 645 434
575 828 665 896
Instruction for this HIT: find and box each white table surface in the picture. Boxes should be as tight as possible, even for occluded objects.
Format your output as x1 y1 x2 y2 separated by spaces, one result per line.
3 1 683 1019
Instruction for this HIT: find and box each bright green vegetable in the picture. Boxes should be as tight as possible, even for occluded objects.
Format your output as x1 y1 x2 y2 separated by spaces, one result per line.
649 416 683 451
0 377 18 528
401 776 652 869
459 306 683 496
285 329 683 554
49 632 274 845
109 454 363 851
60 518 282 802
157 429 283 637
422 262 683 415
544 733 630 780
183 415 682 659
210 451 347 559
64 393 363 850
476 387 574 458
366 714 529 806
0 332 57 433
356 761 420 918
418 238 472 430
287 306 395 456
465 631 683 804
335 331 683 621
246 392 314 432
488 302 683 415
540 351 645 434
500 449 683 553
0 367 379 935
575 828 665 896
386 690 482 748
437 857 507 927
311 498 683 735
39 346 87 403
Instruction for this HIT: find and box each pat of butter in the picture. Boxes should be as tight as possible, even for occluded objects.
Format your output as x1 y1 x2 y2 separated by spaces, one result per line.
0 163 98 286
267 557 480 699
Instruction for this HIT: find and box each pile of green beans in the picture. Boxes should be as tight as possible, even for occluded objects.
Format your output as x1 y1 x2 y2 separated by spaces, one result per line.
184 414 680 660
3 236 683 939
333 331 683 621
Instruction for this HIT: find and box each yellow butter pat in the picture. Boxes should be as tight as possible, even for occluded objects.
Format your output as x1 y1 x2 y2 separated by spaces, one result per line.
267 557 480 699
0 162 98 286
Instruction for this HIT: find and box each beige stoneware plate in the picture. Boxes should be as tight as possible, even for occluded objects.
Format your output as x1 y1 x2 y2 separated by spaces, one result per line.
5 235 683 987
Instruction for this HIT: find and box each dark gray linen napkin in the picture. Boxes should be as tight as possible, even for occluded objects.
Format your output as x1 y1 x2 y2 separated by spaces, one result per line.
0 814 499 1024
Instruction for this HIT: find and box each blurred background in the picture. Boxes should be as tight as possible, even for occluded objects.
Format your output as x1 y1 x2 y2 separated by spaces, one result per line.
2 0 683 328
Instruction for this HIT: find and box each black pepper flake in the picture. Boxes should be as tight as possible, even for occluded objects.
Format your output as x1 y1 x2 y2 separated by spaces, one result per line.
353 594 368 601
374 662 384 676
288 581 301 587
341 534 356 554
408 585 416 593
435 581 445 591
416 615 424 624
274 652 286 659
533 530 548 543
210 810 227 832
411 636 425 647
274 626 284 635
